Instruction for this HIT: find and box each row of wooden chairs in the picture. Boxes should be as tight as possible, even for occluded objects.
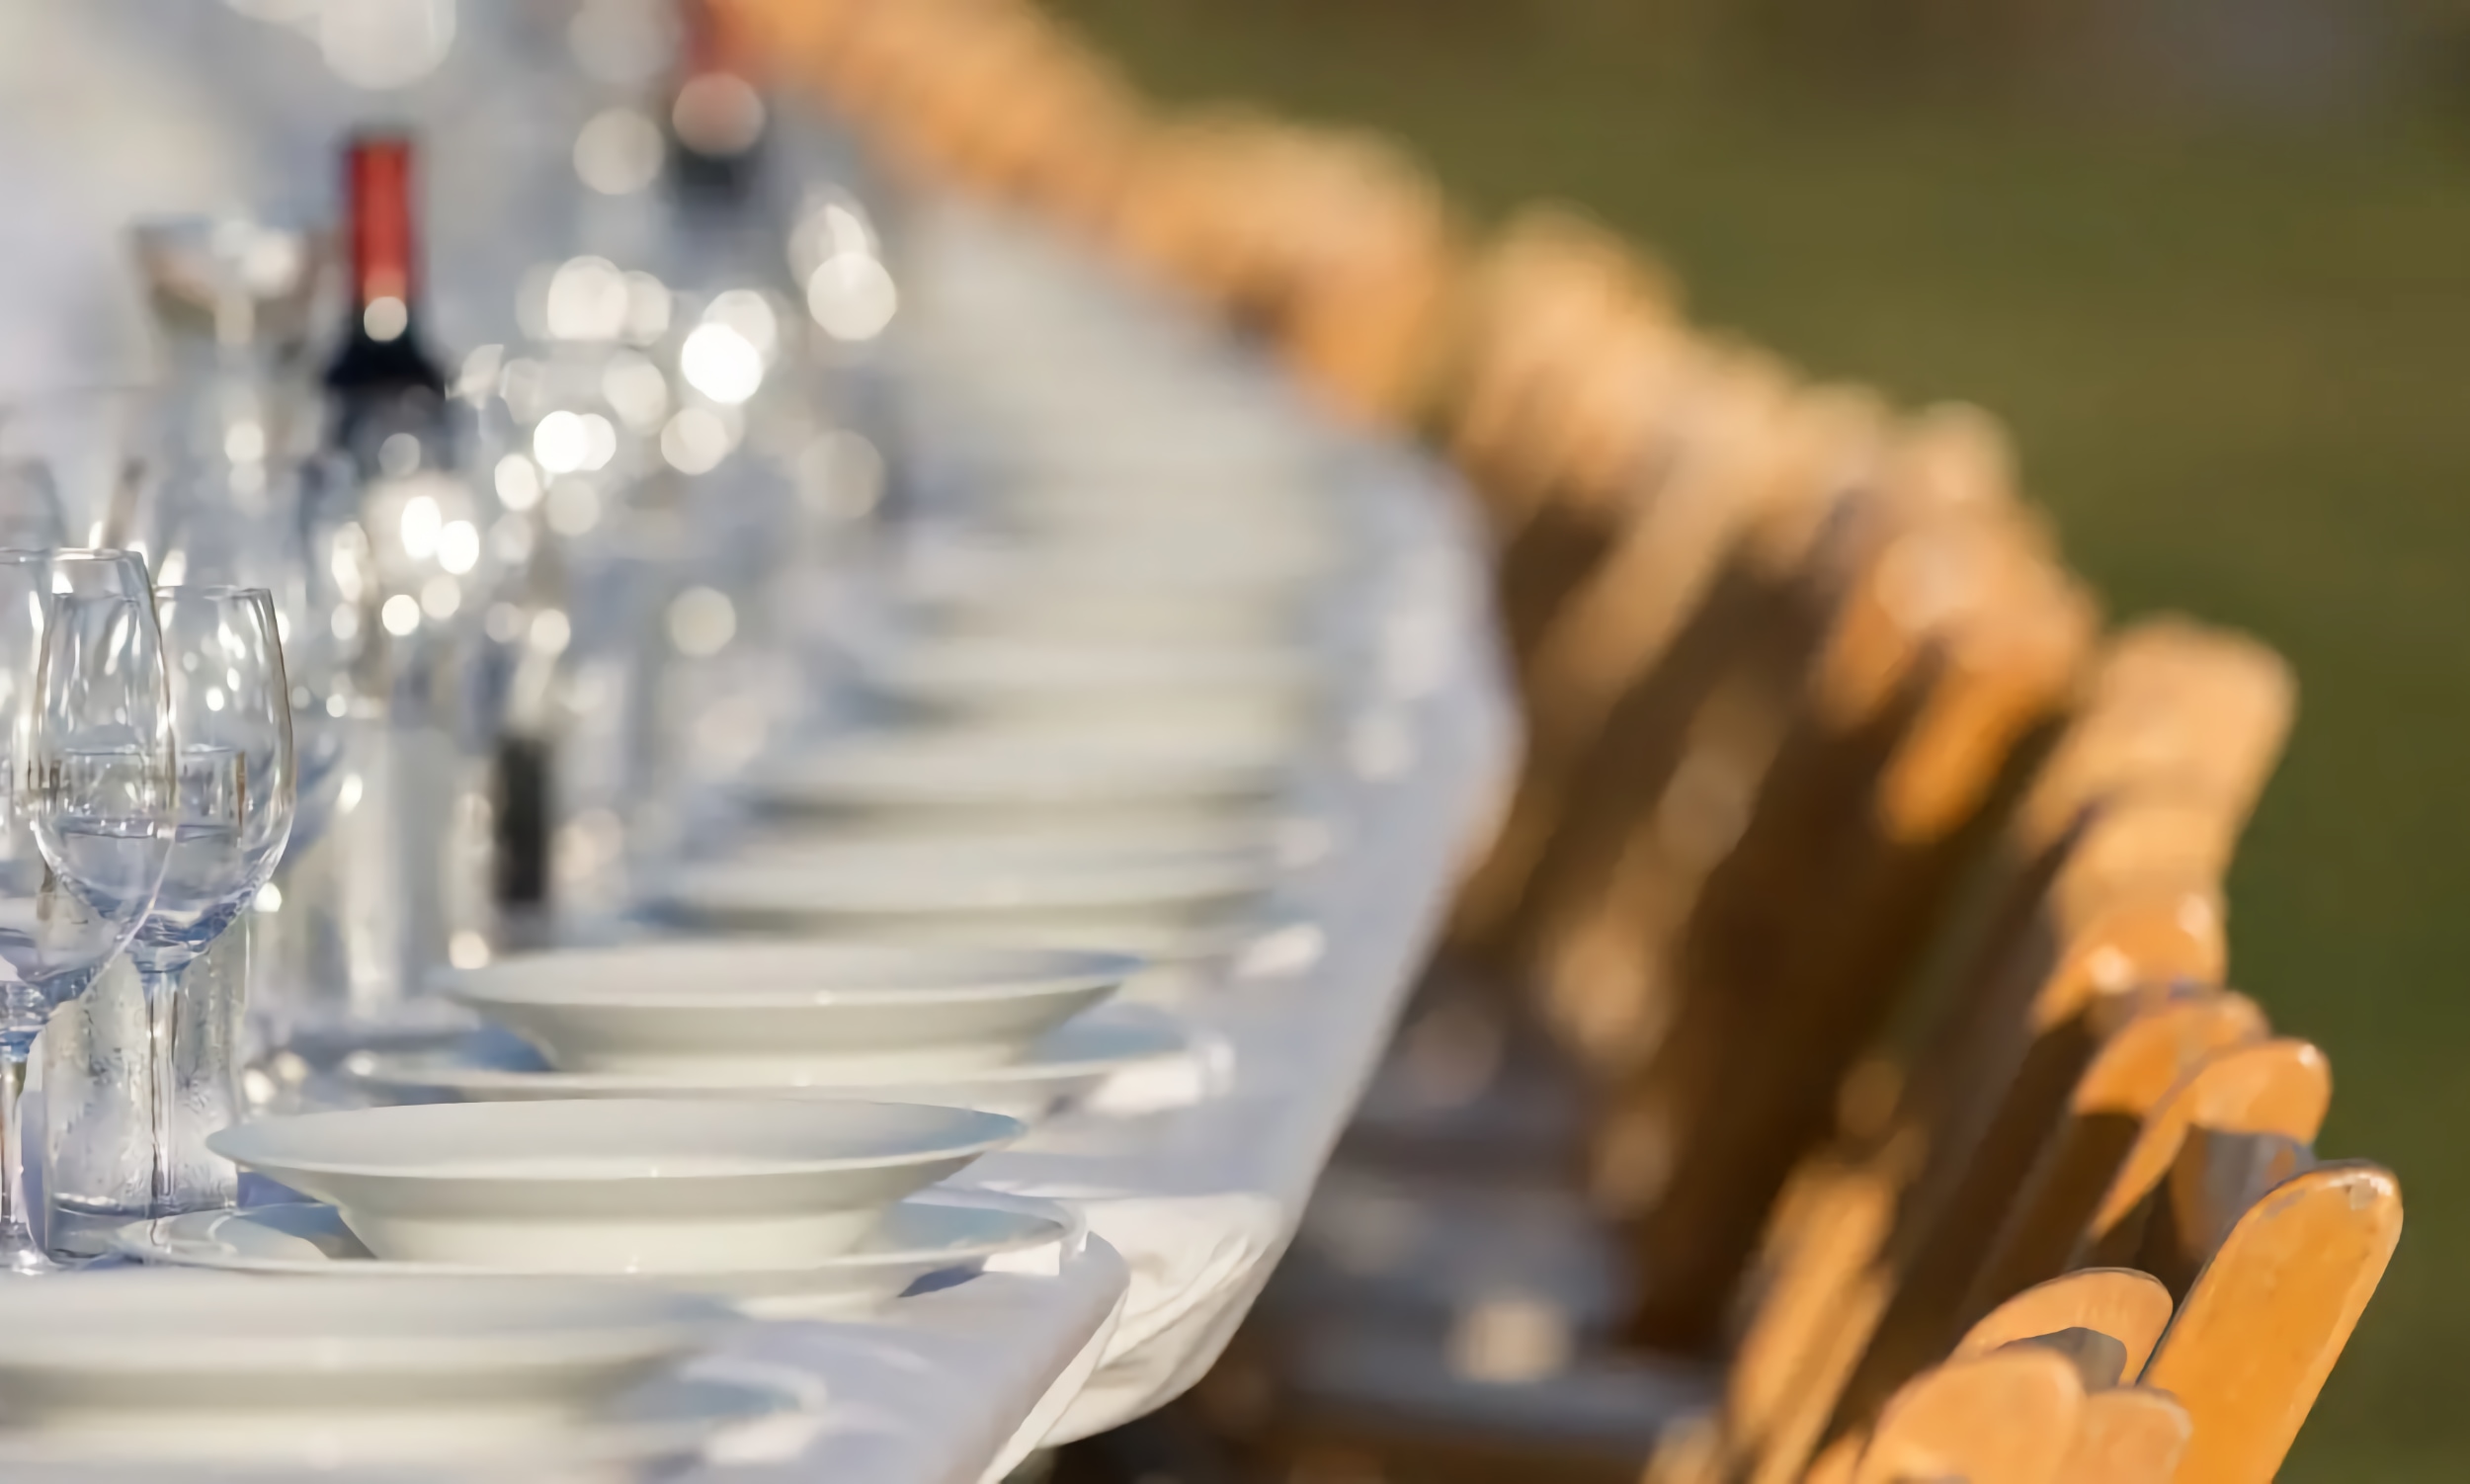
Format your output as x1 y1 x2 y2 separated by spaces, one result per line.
725 2 2402 1479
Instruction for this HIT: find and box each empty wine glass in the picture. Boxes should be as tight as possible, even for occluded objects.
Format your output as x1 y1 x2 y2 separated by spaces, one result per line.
0 550 175 1272
0 390 167 554
122 588 293 1217
156 447 352 847
0 464 66 552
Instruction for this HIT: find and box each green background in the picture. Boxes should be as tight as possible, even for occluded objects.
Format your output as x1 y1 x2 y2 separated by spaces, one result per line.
1042 1 2470 1474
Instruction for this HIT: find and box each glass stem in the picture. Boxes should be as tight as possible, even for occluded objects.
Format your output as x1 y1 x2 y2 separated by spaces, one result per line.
140 965 184 1217
0 1047 26 1260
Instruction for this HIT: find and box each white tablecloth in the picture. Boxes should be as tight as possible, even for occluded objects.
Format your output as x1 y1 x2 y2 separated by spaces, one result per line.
3 8 1519 1476
680 206 1516 1480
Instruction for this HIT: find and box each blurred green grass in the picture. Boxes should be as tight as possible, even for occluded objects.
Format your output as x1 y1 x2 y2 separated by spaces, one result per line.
1045 0 2470 1475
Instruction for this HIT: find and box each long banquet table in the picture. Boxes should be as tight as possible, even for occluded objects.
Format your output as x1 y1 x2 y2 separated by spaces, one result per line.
672 201 1517 1481
1 7 1518 1478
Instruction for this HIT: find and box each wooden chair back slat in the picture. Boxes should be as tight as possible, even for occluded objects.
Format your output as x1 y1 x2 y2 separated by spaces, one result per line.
1852 1348 2084 1484
2054 1386 2190 1484
2078 1037 2332 1273
1956 991 2269 1331
1448 351 1796 957
1521 387 1888 1068
2141 1162 2403 1484
1950 1269 2174 1379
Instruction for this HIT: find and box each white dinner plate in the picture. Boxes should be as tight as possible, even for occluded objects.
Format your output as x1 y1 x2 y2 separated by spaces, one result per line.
208 1099 1021 1273
738 726 1294 825
863 636 1325 741
0 1369 799 1474
436 941 1140 1079
112 1190 1076 1316
902 584 1318 647
0 1271 731 1443
653 836 1279 947
346 1007 1200 1124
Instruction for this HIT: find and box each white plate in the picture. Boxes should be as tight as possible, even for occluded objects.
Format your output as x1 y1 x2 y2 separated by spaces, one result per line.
0 1271 730 1442
654 837 1278 946
437 941 1139 1079
904 586 1316 647
112 1191 1076 1316
208 1099 1020 1273
347 1008 1200 1124
740 726 1294 825
863 636 1326 741
0 1369 798 1474
723 813 1323 868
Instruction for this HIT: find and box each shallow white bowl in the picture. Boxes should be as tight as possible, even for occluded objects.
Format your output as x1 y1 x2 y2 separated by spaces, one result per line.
0 1271 729 1443
438 942 1138 1079
0 1371 794 1473
351 1008 1198 1123
208 1099 1020 1273
115 1192 1076 1316
655 836 1278 947
725 812 1314 866
905 586 1316 647
863 636 1326 743
905 530 1342 611
740 726 1294 831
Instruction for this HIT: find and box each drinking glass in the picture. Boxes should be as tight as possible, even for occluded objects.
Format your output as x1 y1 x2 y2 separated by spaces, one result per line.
0 465 67 552
155 450 352 849
0 551 176 1272
0 391 167 554
45 587 288 1251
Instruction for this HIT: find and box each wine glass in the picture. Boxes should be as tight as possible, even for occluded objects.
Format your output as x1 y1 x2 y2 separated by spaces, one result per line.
121 588 293 1218
0 550 175 1272
155 447 353 848
0 464 66 552
0 390 166 555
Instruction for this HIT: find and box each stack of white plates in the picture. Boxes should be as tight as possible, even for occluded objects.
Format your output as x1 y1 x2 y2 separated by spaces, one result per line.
206 1098 1019 1273
112 1098 1054 1321
736 727 1294 836
0 1271 786 1472
655 837 1278 952
440 942 1134 1080
115 1190 1073 1318
362 940 1194 1122
861 635 1328 749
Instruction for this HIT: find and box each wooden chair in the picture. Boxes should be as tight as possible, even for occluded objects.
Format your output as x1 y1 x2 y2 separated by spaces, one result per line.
1802 1036 2344 1475
1250 127 1462 428
1809 1271 2191 1484
1656 622 2292 1483
2143 1161 2403 1484
1845 1346 2087 1484
1606 501 2096 1349
1806 625 2296 1413
1440 206 1675 531
1447 346 1799 961
1804 1158 2400 1484
1508 399 2009 1071
1437 217 1691 651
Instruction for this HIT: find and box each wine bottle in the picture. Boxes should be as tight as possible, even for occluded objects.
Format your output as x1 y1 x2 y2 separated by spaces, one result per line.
313 129 480 1005
664 0 770 206
324 132 450 473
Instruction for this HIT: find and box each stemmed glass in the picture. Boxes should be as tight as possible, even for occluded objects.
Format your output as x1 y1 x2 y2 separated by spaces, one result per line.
122 588 293 1215
0 391 165 554
0 550 175 1272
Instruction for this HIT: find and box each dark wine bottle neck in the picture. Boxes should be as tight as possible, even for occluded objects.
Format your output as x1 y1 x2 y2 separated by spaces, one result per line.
328 132 448 458
667 0 768 206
